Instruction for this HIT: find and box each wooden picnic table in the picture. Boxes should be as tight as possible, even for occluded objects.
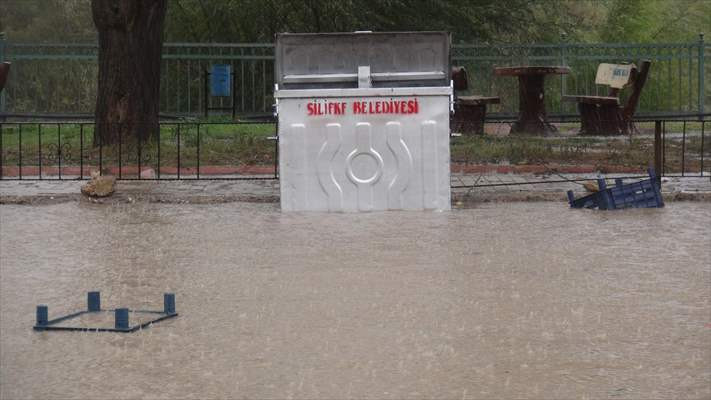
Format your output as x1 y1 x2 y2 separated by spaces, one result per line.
494 66 570 134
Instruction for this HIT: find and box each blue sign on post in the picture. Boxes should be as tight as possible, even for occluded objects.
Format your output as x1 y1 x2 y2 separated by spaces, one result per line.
210 64 231 97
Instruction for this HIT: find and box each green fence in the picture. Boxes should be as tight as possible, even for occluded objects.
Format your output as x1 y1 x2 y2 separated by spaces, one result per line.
1 35 708 118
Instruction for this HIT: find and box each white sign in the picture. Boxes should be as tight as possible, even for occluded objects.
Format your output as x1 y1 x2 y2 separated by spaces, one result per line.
595 63 635 89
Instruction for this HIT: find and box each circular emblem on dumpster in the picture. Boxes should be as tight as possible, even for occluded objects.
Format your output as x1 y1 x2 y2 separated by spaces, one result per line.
346 149 384 185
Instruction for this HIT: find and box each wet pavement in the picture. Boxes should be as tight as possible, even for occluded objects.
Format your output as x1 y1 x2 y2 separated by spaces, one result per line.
0 173 709 205
1 201 709 399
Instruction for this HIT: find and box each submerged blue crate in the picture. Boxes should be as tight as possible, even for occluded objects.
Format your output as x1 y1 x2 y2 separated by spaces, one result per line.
33 292 178 333
566 190 601 209
567 168 664 210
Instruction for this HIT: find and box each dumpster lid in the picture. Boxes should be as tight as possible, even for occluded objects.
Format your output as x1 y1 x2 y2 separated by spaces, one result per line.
275 31 451 89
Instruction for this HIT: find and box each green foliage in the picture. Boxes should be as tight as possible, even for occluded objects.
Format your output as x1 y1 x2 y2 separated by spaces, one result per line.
1 0 708 44
161 0 710 44
164 0 539 43
0 0 95 42
599 0 710 43
1 0 708 115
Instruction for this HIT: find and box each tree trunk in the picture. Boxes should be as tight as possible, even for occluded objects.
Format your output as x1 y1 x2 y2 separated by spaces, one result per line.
92 0 167 145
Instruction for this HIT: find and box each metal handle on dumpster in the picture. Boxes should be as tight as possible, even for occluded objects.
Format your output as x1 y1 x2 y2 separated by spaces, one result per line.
449 80 455 113
282 70 446 84
273 84 279 116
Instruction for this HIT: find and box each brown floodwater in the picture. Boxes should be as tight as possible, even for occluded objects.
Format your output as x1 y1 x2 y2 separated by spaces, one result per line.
1 202 709 399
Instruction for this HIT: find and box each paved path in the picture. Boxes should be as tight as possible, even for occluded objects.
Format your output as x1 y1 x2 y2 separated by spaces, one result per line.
1 174 709 205
451 173 711 204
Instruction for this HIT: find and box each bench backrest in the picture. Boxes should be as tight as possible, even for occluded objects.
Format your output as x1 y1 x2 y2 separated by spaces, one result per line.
592 60 652 119
594 63 635 89
451 66 468 92
622 60 651 119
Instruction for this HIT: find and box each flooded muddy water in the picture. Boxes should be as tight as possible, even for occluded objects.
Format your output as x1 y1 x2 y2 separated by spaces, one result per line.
1 202 709 399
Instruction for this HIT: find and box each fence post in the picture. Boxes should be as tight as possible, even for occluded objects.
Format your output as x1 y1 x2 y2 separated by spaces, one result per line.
203 70 209 118
654 120 663 184
0 32 6 114
560 32 567 99
699 33 705 120
0 32 5 62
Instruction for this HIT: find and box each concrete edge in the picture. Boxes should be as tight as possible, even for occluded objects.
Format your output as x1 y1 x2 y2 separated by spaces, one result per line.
452 191 711 206
2 191 709 206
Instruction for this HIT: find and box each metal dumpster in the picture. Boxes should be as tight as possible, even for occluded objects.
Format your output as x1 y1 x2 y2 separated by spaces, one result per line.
275 32 453 212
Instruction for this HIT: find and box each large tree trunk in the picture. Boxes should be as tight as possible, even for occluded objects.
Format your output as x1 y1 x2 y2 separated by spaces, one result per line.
92 0 167 145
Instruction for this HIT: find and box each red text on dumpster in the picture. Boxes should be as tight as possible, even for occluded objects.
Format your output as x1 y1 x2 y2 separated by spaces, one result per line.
306 99 419 116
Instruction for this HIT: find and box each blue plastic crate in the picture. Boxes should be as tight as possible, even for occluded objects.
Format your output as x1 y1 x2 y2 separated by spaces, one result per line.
568 168 663 210
567 190 601 209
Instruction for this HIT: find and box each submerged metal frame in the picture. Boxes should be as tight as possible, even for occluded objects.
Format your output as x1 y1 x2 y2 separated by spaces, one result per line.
33 292 178 333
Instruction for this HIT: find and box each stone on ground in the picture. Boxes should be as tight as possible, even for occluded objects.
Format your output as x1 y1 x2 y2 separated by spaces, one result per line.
140 168 156 179
81 171 116 197
583 181 599 192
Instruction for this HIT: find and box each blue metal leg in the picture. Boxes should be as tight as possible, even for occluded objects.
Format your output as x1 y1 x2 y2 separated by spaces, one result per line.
164 293 175 314
36 305 48 325
87 291 101 312
115 308 129 330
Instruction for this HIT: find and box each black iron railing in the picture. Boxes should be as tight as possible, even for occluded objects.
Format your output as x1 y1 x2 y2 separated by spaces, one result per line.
0 121 278 180
656 119 706 178
449 118 708 188
0 118 707 183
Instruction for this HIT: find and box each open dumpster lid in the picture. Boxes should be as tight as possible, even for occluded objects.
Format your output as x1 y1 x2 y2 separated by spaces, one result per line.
275 31 451 89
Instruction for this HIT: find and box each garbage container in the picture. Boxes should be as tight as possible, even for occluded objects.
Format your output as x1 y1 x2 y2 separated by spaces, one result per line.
275 32 453 211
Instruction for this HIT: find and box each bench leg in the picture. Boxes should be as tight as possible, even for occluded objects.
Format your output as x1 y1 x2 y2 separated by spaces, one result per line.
452 103 486 135
578 103 596 134
600 106 625 135
578 103 627 135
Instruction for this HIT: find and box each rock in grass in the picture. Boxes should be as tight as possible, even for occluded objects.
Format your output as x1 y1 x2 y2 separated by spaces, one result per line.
81 171 116 197
140 168 156 179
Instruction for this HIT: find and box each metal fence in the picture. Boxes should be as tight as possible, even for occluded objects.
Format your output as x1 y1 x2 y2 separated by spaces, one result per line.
452 37 709 117
449 118 707 190
656 119 707 177
1 119 707 182
1 36 708 117
0 122 278 180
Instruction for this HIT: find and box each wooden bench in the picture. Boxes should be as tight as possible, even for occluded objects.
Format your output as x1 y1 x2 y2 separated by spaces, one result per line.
0 62 10 93
563 60 651 135
451 66 500 135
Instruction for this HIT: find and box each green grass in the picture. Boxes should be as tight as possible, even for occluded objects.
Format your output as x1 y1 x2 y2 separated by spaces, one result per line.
451 135 644 165
450 133 708 173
